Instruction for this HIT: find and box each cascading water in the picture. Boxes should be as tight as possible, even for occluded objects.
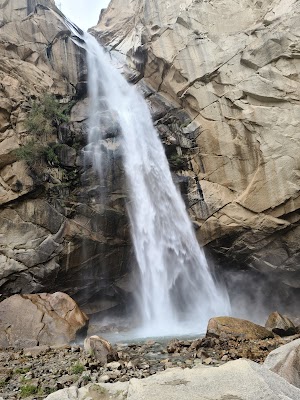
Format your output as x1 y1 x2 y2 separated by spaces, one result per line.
82 33 231 336
47 4 231 334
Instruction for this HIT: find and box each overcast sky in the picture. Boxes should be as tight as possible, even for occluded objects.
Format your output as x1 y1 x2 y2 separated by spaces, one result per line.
58 0 110 31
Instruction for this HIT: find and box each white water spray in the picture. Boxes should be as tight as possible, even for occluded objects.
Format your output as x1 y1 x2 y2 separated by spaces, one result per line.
83 33 230 336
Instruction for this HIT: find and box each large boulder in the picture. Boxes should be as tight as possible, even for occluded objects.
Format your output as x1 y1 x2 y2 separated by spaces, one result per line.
265 311 298 336
83 335 115 365
44 359 300 399
264 338 300 388
206 316 274 340
0 293 88 348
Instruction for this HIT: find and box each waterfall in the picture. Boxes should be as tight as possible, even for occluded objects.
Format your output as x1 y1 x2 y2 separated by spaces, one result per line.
82 32 230 336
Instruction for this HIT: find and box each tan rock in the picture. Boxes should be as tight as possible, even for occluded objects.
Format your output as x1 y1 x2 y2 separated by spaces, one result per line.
264 338 300 388
44 359 300 400
0 293 88 349
94 0 300 289
265 312 298 337
24 345 50 357
0 161 34 205
84 336 114 366
206 316 274 340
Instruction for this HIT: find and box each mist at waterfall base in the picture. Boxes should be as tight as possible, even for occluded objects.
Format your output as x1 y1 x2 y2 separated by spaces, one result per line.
81 32 231 338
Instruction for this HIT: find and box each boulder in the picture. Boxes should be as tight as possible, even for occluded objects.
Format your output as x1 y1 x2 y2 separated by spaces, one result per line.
206 316 274 340
44 359 300 399
84 335 115 365
265 311 298 336
0 293 88 349
264 338 300 388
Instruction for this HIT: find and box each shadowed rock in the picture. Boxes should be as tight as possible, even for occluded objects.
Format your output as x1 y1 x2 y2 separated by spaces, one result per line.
265 311 298 337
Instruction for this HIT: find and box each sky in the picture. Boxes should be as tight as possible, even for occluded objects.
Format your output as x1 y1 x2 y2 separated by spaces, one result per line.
58 0 110 31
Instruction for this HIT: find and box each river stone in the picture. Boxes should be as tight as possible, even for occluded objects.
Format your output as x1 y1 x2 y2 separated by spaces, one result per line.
265 311 298 336
0 293 88 349
44 359 300 399
264 338 300 388
84 335 114 365
206 316 274 340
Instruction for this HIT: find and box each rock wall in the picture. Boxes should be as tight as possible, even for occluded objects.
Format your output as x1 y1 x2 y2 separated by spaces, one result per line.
1 0 300 322
93 0 300 296
0 0 132 317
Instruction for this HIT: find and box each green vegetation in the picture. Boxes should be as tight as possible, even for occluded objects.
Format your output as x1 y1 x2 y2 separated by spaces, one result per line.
82 374 91 384
14 367 31 374
15 94 71 165
89 385 108 396
169 153 186 170
40 386 56 395
43 144 60 165
14 139 44 163
0 379 6 388
20 384 38 398
25 94 69 137
14 94 81 196
71 362 85 374
14 140 61 166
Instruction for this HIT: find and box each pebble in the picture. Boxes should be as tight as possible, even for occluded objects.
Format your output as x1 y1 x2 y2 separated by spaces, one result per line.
106 361 121 370
98 374 110 383
203 357 213 365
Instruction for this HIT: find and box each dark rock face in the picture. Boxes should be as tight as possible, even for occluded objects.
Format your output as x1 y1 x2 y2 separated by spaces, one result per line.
0 0 132 317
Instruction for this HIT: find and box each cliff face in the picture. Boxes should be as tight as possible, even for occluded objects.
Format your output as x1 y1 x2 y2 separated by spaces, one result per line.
1 0 300 319
94 0 300 291
0 0 131 316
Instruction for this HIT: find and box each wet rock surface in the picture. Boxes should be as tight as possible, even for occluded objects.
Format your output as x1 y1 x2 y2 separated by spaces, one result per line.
1 333 299 399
